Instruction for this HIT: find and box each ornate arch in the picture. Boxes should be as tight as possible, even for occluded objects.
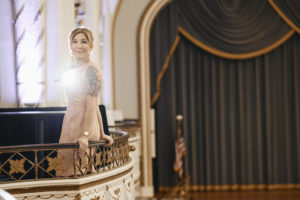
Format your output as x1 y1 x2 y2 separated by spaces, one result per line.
137 0 172 196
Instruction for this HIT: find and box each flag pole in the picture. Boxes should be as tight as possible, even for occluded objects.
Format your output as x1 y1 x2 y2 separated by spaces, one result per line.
176 115 183 140
174 115 189 197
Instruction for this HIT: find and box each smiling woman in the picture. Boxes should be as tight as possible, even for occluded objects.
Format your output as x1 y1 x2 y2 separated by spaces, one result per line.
57 27 114 177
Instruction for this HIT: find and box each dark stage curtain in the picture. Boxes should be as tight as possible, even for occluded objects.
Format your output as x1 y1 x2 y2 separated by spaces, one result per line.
150 0 300 189
270 0 300 33
177 0 291 54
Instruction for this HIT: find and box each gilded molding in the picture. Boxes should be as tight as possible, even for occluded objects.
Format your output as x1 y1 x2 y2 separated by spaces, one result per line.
159 183 300 192
8 159 25 175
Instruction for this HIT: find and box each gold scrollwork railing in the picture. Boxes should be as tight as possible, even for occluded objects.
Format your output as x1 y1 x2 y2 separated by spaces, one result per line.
0 131 131 183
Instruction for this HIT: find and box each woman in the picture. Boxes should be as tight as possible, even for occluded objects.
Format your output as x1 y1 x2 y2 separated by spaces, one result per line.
57 27 113 176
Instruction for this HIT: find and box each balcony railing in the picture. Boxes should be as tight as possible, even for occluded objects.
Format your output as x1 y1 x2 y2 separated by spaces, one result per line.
0 131 132 183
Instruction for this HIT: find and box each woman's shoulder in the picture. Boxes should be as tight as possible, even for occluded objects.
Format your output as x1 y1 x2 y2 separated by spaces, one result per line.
87 61 100 70
85 62 102 79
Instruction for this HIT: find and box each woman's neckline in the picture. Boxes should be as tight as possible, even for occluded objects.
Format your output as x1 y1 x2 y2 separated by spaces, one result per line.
74 58 91 68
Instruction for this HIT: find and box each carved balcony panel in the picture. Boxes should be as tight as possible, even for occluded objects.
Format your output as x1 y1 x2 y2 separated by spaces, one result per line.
0 131 135 200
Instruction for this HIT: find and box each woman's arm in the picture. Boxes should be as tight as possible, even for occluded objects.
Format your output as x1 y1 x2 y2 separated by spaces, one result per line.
79 65 113 155
82 65 101 133
78 65 101 155
96 108 114 145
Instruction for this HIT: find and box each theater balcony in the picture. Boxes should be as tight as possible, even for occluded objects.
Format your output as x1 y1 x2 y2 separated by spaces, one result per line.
0 131 136 200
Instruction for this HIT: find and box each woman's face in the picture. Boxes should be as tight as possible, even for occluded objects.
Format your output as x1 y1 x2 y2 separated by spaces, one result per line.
70 33 92 61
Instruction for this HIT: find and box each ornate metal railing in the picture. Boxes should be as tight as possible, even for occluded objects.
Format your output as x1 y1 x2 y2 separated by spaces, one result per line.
0 131 133 183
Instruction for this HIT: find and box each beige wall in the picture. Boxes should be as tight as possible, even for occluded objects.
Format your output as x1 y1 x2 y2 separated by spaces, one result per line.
0 0 16 107
114 0 151 119
46 0 75 107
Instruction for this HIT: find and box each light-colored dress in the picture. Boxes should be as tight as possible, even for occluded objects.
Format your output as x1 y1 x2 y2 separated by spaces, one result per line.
56 65 104 176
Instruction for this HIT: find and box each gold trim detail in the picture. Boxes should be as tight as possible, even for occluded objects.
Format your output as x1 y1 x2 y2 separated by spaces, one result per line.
268 0 300 34
150 26 294 106
159 183 300 192
9 159 25 175
75 194 81 200
7 167 134 195
95 152 102 166
178 26 295 60
46 156 64 172
151 35 181 106
91 196 100 200
0 132 129 181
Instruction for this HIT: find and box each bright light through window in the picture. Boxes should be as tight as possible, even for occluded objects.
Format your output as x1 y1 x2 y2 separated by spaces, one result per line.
62 68 79 89
13 0 44 106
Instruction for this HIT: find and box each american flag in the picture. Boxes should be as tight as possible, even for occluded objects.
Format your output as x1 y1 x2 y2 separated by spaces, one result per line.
174 137 186 179
174 115 186 179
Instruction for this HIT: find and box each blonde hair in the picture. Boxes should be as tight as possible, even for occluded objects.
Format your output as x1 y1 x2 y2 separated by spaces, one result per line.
69 27 94 48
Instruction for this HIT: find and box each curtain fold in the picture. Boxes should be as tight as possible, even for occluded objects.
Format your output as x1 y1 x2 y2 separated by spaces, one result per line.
150 2 178 99
150 0 300 189
270 0 300 33
176 0 292 53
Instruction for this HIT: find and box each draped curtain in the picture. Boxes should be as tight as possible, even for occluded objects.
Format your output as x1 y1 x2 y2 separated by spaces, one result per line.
150 0 300 190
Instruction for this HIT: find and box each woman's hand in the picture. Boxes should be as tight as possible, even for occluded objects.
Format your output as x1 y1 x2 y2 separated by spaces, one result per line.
78 136 89 157
102 134 114 146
